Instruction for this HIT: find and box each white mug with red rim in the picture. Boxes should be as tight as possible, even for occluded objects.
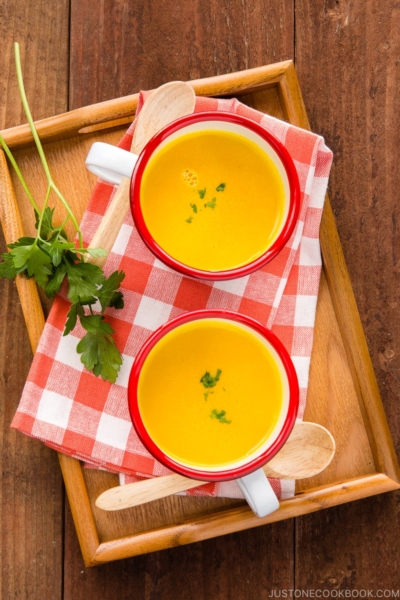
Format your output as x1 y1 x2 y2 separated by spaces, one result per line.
85 111 300 281
128 310 299 518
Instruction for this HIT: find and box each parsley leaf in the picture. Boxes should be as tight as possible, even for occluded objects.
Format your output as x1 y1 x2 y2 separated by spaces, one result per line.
198 188 206 199
65 260 106 304
108 290 124 310
9 243 36 269
35 207 55 238
200 369 222 388
186 217 193 223
210 409 231 424
10 243 53 288
97 270 126 312
83 247 108 258
205 198 216 209
7 236 36 249
0 253 19 278
64 301 85 335
77 315 123 382
190 203 198 213
26 246 53 288
216 183 226 192
45 262 67 297
47 240 75 267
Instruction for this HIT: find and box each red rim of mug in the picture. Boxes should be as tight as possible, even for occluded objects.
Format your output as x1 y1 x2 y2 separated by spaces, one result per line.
130 111 301 281
128 309 299 482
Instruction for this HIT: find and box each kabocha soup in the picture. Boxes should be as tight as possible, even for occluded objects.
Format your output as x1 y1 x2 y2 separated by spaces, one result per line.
140 129 285 272
133 317 291 472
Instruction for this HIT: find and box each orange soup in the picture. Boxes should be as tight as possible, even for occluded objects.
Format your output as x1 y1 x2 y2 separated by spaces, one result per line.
137 319 286 469
140 130 285 272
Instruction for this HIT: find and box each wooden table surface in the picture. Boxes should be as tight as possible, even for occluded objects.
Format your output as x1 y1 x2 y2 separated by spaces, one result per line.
1 0 399 597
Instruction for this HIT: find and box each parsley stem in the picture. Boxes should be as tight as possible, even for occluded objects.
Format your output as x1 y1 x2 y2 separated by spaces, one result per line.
55 214 71 237
34 184 52 247
14 43 83 248
50 182 83 247
0 133 40 214
14 43 52 182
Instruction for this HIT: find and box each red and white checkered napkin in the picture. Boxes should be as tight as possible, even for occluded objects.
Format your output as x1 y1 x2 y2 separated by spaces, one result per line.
11 93 332 501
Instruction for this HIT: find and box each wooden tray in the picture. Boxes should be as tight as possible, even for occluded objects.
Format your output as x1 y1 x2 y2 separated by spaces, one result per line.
1 61 399 567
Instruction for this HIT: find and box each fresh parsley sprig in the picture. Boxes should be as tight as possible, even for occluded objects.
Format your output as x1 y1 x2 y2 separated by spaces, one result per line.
0 43 125 383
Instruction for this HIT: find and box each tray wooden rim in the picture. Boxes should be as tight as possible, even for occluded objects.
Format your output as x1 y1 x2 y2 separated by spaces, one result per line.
1 60 399 567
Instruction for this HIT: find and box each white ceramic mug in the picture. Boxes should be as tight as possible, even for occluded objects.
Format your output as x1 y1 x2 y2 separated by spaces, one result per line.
85 111 300 281
128 310 299 518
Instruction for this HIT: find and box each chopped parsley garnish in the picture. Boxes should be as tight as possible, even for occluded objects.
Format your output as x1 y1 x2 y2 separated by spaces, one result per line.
216 183 226 192
190 203 198 213
205 198 216 209
210 409 231 424
200 369 222 388
203 391 214 401
198 188 206 199
186 217 193 223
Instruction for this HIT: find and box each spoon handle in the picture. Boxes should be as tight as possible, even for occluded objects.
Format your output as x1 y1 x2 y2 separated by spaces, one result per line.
86 177 131 267
96 473 202 511
95 462 288 512
86 112 140 268
95 421 335 511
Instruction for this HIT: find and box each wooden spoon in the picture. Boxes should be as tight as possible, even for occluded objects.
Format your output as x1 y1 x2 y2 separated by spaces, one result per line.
86 81 196 266
95 422 335 511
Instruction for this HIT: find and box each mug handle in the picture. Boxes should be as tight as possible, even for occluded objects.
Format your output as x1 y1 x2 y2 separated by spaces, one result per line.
237 469 280 518
85 142 139 185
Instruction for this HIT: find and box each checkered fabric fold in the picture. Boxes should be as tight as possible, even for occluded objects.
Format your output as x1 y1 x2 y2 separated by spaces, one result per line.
11 93 332 501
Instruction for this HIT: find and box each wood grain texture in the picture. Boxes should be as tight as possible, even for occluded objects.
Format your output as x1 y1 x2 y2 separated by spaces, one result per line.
296 0 400 448
296 493 400 591
0 0 69 129
298 271 375 492
72 475 397 566
0 1 69 597
0 229 62 599
295 0 400 589
63 495 294 598
69 0 294 107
